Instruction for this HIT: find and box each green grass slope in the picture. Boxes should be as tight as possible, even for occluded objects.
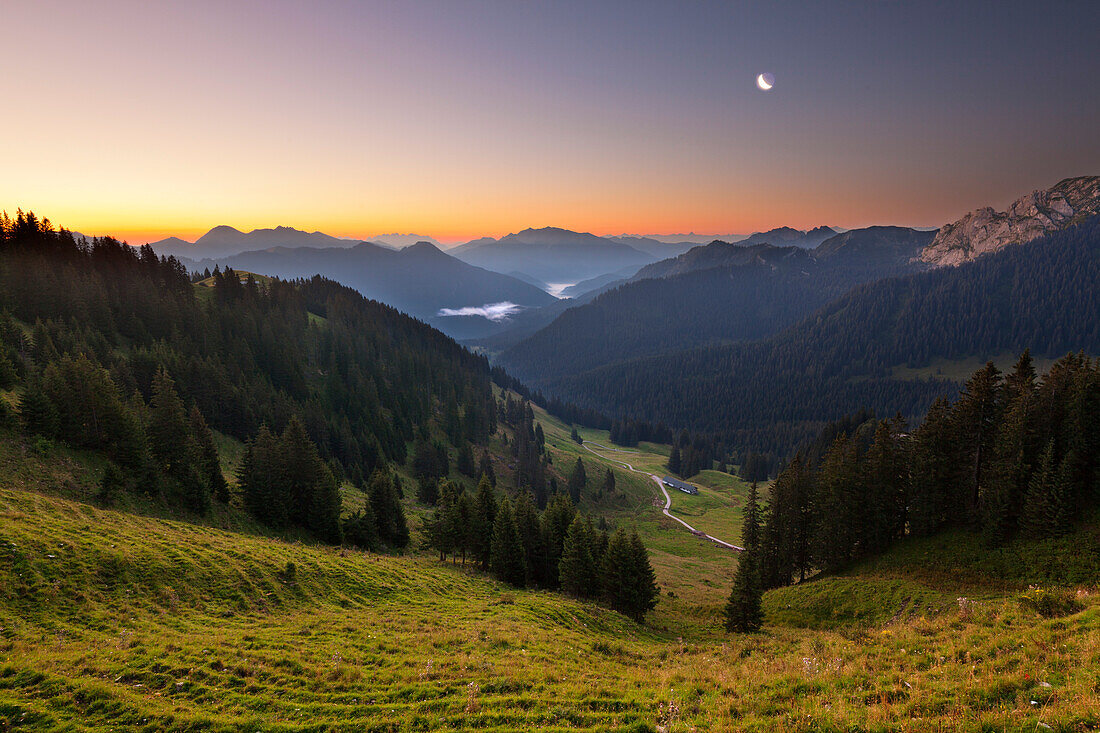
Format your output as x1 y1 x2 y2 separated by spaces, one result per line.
3 407 1099 731
3 484 1099 731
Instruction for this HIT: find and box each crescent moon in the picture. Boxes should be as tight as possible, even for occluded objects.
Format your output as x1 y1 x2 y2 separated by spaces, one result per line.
756 73 773 91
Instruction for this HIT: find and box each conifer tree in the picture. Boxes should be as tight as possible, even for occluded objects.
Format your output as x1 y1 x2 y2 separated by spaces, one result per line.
628 530 659 621
984 390 1035 543
1020 442 1073 539
599 528 634 616
18 375 58 438
489 497 526 586
908 398 963 536
567 458 587 503
725 483 763 632
539 493 576 588
724 550 763 632
189 406 228 504
424 481 461 561
860 417 908 555
742 481 761 553
813 433 861 572
343 498 379 550
148 368 191 477
308 464 344 545
451 488 474 563
599 529 658 622
559 515 596 597
601 468 615 498
953 362 1003 520
667 446 682 476
471 475 498 567
240 425 286 527
368 470 407 548
513 491 543 584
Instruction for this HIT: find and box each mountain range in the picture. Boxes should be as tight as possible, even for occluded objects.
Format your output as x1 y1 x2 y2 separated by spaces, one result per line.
177 241 556 339
448 227 659 284
148 225 379 260
495 226 934 382
537 216 1100 453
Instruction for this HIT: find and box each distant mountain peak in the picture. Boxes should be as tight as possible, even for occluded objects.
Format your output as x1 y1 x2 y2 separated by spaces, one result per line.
920 175 1100 266
403 240 445 255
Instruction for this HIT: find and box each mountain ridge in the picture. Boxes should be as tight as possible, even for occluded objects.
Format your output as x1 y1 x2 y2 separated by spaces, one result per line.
920 175 1100 266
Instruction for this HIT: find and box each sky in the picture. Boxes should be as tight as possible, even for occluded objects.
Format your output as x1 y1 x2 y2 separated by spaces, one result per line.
3 0 1099 244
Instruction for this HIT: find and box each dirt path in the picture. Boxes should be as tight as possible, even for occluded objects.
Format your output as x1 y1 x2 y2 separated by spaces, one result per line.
581 441 743 551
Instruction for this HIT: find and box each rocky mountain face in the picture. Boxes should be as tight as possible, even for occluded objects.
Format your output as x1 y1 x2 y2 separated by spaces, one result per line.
920 176 1100 266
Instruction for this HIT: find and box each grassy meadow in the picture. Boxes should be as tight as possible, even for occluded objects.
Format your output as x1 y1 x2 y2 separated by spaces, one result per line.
1 409 1098 731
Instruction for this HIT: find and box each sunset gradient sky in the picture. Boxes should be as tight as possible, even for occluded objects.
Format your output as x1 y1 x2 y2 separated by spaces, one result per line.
3 0 1098 244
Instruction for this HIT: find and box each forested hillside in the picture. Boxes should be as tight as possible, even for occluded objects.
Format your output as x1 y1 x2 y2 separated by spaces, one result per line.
758 351 1100 587
0 212 497 540
536 217 1100 454
499 226 933 384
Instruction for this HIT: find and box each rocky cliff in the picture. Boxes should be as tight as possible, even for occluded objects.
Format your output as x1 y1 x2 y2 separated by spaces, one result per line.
920 176 1100 266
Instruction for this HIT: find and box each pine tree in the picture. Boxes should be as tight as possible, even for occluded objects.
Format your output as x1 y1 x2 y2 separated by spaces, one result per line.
539 493 576 588
18 376 58 438
189 406 228 504
724 476 765 632
471 475 498 567
308 464 344 544
567 458 587 503
724 549 763 633
627 531 659 622
667 446 682 476
148 368 191 477
489 497 526 586
1020 440 1072 539
343 496 379 550
424 482 460 561
559 515 596 597
368 470 407 548
909 397 963 536
984 390 1035 543
742 481 761 553
860 417 908 555
813 433 861 572
451 488 474 563
953 362 1003 520
601 468 615 498
513 491 543 585
599 529 635 617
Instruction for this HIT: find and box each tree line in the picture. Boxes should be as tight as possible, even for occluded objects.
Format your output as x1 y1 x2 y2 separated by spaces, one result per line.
756 350 1100 589
425 476 659 622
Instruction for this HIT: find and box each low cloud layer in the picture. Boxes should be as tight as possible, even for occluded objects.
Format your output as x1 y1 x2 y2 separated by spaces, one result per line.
436 301 523 322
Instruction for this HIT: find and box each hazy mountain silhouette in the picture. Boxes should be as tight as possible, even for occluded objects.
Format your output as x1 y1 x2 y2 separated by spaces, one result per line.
496 226 933 382
367 233 447 249
179 241 555 339
449 227 656 283
736 225 838 249
149 225 373 260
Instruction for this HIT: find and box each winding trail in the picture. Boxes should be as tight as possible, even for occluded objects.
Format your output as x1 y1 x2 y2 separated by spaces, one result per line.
580 441 743 552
